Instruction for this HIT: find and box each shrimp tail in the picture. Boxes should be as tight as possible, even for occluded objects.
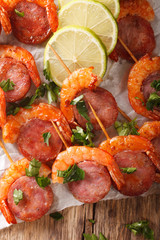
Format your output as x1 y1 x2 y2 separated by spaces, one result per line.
0 199 17 224
0 5 12 35
46 0 58 33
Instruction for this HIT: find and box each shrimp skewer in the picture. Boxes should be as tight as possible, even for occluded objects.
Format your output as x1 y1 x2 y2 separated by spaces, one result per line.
0 45 41 88
0 3 11 35
0 158 51 224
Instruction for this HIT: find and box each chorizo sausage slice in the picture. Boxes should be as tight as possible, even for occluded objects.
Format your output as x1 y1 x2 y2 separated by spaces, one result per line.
7 176 53 222
0 58 31 102
17 118 62 162
68 161 111 203
73 87 118 130
10 0 52 44
113 150 155 196
115 15 155 62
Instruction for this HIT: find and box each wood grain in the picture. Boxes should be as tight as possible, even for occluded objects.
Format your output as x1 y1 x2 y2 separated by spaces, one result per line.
0 194 160 240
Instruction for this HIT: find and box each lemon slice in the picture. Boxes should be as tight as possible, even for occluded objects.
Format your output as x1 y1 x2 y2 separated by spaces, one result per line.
58 0 118 55
58 0 120 19
44 25 107 87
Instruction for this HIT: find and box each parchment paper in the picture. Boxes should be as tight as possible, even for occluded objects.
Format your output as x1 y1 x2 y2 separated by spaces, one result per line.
0 0 160 230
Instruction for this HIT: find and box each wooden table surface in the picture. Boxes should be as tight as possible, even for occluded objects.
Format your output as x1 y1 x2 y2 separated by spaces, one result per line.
0 194 160 240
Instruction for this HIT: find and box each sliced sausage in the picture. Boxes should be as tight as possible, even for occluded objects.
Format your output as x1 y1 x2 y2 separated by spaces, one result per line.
10 0 52 44
68 161 111 203
7 176 53 222
17 118 62 162
73 87 118 130
113 150 156 196
115 15 155 61
141 71 160 101
151 137 160 158
0 57 31 102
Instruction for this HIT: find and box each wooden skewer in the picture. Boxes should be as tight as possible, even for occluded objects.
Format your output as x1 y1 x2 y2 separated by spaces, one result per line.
118 37 138 63
0 140 14 163
117 107 139 129
51 121 69 149
48 44 139 127
88 102 110 140
48 44 71 75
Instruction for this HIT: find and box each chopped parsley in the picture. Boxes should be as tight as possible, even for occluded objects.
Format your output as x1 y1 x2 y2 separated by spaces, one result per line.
146 93 160 111
151 79 160 92
83 233 108 240
71 94 90 121
88 219 96 224
25 159 41 177
0 79 15 92
13 189 23 205
15 9 24 17
36 176 51 188
43 132 51 146
114 119 139 136
57 164 85 184
50 212 64 221
120 167 137 174
126 220 155 240
135 96 145 106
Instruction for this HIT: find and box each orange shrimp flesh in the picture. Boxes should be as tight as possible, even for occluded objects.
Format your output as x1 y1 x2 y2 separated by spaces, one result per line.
2 0 58 33
0 45 41 88
0 157 51 224
0 3 11 34
60 67 102 124
99 135 160 170
0 87 6 128
52 146 125 190
118 0 154 22
2 103 72 145
128 54 160 120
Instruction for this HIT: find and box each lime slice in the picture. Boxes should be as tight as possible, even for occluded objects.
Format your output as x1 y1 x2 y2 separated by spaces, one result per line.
44 25 107 87
58 0 118 55
58 0 120 19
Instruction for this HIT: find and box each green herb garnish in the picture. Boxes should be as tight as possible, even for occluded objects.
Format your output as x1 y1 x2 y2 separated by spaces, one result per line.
42 132 51 146
36 176 51 188
120 167 137 174
114 119 139 136
71 94 90 121
0 79 15 92
57 164 85 184
25 159 41 177
135 96 145 106
83 233 108 240
71 122 94 147
13 189 23 205
146 92 160 111
151 79 160 92
89 219 96 224
43 60 51 82
126 220 155 240
15 9 24 17
50 212 64 221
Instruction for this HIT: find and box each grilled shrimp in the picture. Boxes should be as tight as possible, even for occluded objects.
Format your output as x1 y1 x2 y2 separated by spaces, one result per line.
0 87 6 128
60 67 102 124
2 103 72 145
0 158 51 224
128 54 160 120
0 45 41 87
52 146 125 190
0 1 11 35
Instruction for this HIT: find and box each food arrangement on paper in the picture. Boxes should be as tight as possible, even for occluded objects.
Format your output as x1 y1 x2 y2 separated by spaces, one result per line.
0 0 160 231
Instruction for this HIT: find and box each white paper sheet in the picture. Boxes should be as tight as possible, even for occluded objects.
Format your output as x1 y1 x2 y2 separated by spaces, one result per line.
0 0 160 230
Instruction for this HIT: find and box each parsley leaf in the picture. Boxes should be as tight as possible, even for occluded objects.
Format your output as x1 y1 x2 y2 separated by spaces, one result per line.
43 60 51 82
83 233 108 240
151 79 160 92
146 92 160 111
36 176 51 188
120 167 137 174
57 164 85 184
71 122 94 147
0 79 15 92
83 234 98 240
15 9 24 17
89 219 96 224
42 132 51 146
135 96 145 106
50 212 64 221
13 189 23 205
25 159 41 177
71 95 90 121
114 119 139 136
126 220 155 240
